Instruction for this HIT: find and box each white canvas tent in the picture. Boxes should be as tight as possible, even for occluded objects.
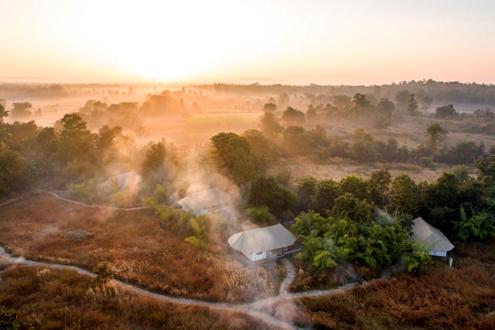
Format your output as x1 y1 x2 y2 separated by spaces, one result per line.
228 224 297 262
412 217 454 257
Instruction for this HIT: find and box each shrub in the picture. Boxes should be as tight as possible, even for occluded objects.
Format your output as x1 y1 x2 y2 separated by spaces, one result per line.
246 206 277 225
403 241 430 273
455 207 495 241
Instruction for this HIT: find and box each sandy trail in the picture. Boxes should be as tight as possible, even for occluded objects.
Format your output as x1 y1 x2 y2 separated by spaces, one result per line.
46 191 150 211
279 259 295 296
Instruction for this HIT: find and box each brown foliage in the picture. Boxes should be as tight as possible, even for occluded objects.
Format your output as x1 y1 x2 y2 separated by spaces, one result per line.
296 259 495 329
0 266 268 329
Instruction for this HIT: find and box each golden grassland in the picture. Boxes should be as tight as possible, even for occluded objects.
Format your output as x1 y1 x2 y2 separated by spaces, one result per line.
0 266 268 330
0 193 283 303
289 241 495 329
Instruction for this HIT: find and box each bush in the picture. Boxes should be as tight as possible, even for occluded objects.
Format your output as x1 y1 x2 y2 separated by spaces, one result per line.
455 208 495 241
245 206 277 225
0 147 27 197
403 241 430 273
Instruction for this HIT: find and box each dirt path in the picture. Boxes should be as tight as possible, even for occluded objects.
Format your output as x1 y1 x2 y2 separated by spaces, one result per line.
279 259 295 296
46 191 150 211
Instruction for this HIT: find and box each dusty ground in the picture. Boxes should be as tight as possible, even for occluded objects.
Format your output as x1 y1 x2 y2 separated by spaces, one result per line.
0 193 283 303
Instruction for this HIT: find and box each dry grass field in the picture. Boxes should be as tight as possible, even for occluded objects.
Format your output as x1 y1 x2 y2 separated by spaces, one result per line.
0 266 268 330
0 193 283 303
289 241 495 329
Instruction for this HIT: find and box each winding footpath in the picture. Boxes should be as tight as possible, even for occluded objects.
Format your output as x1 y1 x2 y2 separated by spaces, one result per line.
0 193 376 329
46 191 150 211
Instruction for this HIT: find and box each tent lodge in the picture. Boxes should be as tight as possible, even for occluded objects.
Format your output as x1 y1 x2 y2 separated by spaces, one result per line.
227 224 297 262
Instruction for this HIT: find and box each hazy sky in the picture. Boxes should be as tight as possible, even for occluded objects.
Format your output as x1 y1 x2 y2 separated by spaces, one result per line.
0 0 494 84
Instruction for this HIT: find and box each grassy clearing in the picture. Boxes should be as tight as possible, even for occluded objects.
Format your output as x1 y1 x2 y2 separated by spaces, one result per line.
292 241 495 329
0 193 282 303
0 265 268 330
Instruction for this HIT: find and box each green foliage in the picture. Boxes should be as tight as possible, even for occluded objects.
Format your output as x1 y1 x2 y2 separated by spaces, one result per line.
332 193 375 223
211 132 259 184
0 104 9 123
297 177 318 211
389 175 421 216
0 146 27 197
10 102 32 119
142 142 166 176
403 241 430 273
340 175 369 201
297 232 342 270
368 169 391 208
455 207 495 241
282 106 305 125
153 183 170 203
248 176 296 218
58 113 97 163
262 102 277 113
259 112 283 138
425 123 448 152
292 211 331 237
68 181 96 202
345 222 412 269
314 179 341 215
242 129 282 167
146 197 207 248
246 206 277 225
477 154 495 181
435 104 457 118
184 235 205 248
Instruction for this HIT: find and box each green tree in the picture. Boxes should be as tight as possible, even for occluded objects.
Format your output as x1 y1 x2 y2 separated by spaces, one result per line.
435 104 457 118
142 142 166 175
395 90 410 110
57 113 97 163
332 95 352 110
340 175 369 201
248 176 296 217
368 169 391 208
332 193 375 223
246 206 277 225
292 211 331 237
315 179 341 216
407 94 419 115
455 208 495 241
0 104 8 123
298 233 342 270
10 102 32 119
389 175 421 216
211 132 258 184
282 107 305 125
0 146 27 197
352 93 370 108
263 102 277 113
297 177 318 211
376 98 395 115
426 123 448 153
259 112 283 138
242 129 281 167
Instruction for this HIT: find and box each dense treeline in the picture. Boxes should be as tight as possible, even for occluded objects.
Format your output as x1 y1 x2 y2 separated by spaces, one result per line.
206 80 495 106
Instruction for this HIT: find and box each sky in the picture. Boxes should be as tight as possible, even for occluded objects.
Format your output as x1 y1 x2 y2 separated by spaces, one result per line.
0 0 494 85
